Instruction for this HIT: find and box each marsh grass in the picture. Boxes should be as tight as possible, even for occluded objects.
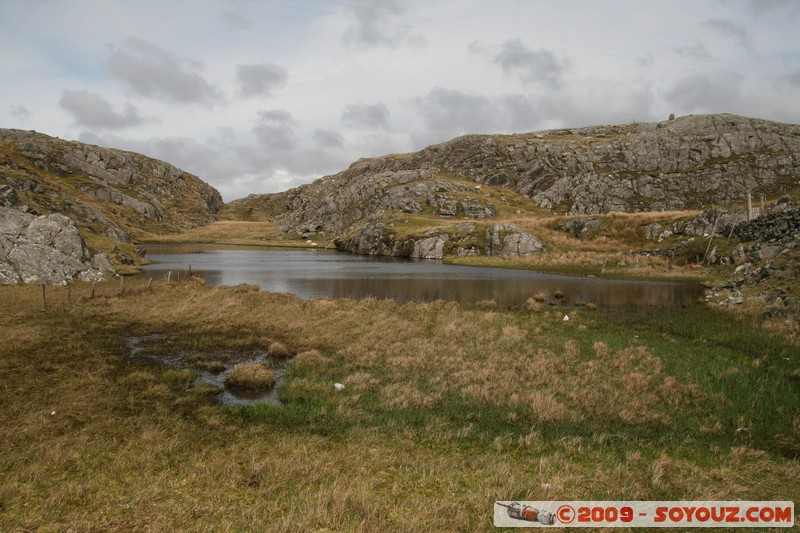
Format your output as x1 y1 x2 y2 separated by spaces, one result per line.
1 282 798 530
267 341 291 358
225 363 276 391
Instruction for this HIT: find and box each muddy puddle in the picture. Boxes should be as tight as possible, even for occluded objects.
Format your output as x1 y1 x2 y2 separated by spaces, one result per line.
124 334 288 406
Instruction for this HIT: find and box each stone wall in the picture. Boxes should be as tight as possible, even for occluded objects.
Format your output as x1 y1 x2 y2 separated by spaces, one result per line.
734 206 800 242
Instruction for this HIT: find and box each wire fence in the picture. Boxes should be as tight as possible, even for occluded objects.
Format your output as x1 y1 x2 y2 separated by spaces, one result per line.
2 270 201 313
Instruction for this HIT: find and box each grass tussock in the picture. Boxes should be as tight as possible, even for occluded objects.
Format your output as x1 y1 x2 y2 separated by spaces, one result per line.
225 362 276 391
1 280 798 531
267 341 291 358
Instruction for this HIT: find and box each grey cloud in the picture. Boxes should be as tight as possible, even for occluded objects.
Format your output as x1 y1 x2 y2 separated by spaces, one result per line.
223 10 252 31
252 109 297 154
313 129 345 149
493 38 567 87
246 111 351 176
746 0 800 16
10 105 31 120
780 70 800 87
411 87 512 147
75 127 351 201
236 63 288 97
664 71 744 114
76 131 232 188
536 79 656 128
637 53 655 68
467 39 489 56
341 0 425 49
411 80 658 150
106 38 222 104
497 94 539 132
59 89 144 129
341 102 390 130
704 18 754 52
673 41 715 61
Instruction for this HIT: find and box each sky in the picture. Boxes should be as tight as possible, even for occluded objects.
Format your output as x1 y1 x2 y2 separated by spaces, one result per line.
1 0 799 201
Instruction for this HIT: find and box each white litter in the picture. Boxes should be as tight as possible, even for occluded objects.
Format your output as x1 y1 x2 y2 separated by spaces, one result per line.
334 383 345 392
562 315 570 322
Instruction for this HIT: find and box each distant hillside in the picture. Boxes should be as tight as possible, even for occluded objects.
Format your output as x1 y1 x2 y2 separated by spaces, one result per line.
0 129 223 283
0 129 223 244
226 114 800 259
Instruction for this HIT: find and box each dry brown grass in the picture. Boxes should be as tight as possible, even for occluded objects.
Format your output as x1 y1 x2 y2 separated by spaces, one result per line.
142 220 320 248
292 349 330 370
444 210 716 279
267 341 291 358
225 362 276 391
1 282 797 531
509 211 702 249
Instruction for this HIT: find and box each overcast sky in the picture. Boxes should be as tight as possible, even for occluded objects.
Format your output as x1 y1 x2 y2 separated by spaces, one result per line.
2 0 799 201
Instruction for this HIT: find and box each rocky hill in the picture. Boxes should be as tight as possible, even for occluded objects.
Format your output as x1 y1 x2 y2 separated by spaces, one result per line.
0 129 223 283
227 114 800 259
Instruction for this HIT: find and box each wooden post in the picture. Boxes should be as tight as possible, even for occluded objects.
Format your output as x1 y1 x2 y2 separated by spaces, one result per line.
147 277 153 289
761 193 766 215
702 214 720 264
119 276 125 295
177 272 180 283
41 284 46 310
746 189 753 221
91 282 96 298
167 271 172 284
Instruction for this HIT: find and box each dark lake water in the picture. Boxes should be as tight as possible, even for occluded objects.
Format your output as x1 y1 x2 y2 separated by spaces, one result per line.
139 244 706 308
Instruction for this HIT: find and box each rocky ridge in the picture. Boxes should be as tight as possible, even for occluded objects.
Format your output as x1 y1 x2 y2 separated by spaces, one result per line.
230 114 800 259
0 129 223 243
0 129 224 284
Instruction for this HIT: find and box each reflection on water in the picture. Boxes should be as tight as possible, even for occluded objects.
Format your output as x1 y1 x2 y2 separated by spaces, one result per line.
139 244 705 308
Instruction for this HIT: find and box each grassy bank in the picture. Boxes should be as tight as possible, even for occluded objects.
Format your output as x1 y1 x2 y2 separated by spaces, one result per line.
1 281 798 530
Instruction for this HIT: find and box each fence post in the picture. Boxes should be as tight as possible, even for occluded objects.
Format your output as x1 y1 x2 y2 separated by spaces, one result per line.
147 277 153 289
91 282 96 298
119 276 125 295
746 189 753 221
702 213 720 264
41 284 46 310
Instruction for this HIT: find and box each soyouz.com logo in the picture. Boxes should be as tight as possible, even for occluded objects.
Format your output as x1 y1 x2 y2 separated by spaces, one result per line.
493 501 794 528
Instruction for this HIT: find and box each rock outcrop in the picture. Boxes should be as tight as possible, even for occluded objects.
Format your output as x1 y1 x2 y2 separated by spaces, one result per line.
334 220 543 260
230 114 800 260
484 223 544 256
425 114 799 214
0 129 223 242
0 207 112 284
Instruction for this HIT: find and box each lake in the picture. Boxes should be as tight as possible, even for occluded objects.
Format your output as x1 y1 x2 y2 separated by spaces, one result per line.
139 244 706 308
